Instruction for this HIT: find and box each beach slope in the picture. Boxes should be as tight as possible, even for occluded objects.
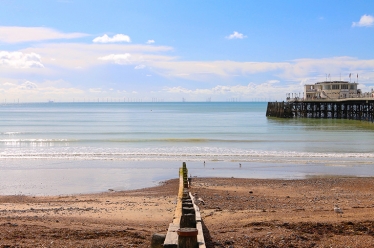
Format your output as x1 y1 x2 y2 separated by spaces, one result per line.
1 177 374 247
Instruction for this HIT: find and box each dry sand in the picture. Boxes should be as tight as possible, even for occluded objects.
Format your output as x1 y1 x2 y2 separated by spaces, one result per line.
1 177 374 247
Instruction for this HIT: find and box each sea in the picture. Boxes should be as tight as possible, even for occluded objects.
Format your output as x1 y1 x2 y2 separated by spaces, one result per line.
1 102 374 195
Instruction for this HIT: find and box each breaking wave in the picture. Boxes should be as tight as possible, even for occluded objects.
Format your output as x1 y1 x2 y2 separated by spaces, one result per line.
0 146 373 166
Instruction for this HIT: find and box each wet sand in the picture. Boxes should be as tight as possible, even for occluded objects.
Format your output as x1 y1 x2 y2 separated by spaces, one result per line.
1 177 374 247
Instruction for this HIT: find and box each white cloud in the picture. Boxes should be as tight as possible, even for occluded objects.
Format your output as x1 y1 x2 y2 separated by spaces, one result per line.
135 64 146 69
151 60 288 80
226 31 247 39
89 88 103 93
2 82 16 86
2 37 373 102
24 42 372 85
165 84 252 95
19 43 173 70
0 26 88 43
164 86 191 94
93 34 131 43
0 80 86 102
18 81 38 90
0 51 44 68
163 80 299 100
281 57 374 81
352 14 374 27
152 57 374 83
11 41 374 88
146 40 155 44
98 53 132 64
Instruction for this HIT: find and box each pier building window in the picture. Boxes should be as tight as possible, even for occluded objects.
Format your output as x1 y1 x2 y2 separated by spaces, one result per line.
341 84 348 89
350 85 356 90
332 85 340 90
323 85 331 90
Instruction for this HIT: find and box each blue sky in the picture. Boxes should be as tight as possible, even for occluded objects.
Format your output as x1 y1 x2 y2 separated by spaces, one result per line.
0 0 373 102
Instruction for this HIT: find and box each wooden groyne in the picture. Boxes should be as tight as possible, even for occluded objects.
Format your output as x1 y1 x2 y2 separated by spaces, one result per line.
266 100 374 122
151 162 205 248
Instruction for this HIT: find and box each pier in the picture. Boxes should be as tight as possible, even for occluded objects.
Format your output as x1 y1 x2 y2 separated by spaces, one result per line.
267 79 374 121
266 99 374 122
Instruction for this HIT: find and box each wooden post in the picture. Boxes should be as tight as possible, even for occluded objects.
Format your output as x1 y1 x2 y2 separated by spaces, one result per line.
183 189 190 199
177 228 198 248
182 207 195 215
150 233 166 248
180 213 196 228
183 163 189 188
182 202 193 208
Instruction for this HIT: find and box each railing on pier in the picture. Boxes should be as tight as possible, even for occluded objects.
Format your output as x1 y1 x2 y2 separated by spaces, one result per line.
266 100 374 122
152 162 205 248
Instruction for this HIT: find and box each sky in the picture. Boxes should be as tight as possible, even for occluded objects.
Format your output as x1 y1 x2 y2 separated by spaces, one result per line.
0 0 374 102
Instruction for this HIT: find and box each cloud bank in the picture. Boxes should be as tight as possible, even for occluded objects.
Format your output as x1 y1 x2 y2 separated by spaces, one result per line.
163 80 301 101
0 26 88 43
0 80 85 102
1 25 373 102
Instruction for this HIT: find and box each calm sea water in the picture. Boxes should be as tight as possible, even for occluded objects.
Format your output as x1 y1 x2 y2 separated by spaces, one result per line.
1 102 374 195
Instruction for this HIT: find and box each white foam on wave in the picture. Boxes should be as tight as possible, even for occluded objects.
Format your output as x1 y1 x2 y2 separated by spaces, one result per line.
2 132 22 135
0 146 373 166
0 139 70 142
0 139 72 148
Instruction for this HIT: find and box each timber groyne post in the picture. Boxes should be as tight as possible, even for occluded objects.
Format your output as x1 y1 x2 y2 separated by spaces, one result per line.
159 162 205 248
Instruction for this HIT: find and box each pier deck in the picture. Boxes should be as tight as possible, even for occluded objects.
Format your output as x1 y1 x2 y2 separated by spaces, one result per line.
266 99 374 122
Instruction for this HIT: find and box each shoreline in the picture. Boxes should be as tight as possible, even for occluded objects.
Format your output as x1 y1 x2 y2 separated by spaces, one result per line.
1 176 374 247
2 159 374 196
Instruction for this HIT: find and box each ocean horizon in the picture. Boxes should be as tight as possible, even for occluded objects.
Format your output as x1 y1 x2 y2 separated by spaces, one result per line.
1 102 374 195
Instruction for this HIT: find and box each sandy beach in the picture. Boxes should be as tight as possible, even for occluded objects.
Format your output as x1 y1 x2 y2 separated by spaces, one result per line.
1 176 374 247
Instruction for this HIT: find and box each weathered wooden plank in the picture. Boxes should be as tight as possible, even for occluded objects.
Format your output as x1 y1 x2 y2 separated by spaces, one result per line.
165 165 184 247
189 192 202 222
163 223 179 248
189 192 205 247
172 170 184 224
196 222 205 248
